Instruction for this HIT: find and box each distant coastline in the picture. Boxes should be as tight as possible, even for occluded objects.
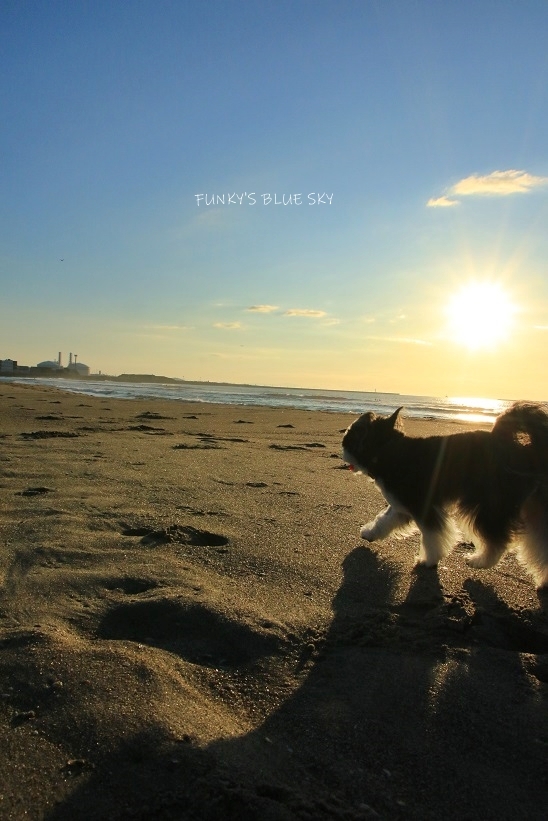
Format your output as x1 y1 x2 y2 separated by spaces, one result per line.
1 371 182 385
3 370 401 394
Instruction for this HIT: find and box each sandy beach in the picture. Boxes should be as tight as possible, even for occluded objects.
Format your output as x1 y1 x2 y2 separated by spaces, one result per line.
1 382 547 820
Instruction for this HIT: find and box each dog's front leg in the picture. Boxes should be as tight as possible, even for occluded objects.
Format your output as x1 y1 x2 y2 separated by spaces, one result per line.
415 512 459 567
360 506 412 541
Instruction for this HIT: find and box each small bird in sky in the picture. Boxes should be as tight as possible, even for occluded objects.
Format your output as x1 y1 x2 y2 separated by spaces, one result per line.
60 258 64 261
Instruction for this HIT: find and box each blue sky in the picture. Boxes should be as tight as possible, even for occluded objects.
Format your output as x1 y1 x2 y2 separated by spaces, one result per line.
2 0 548 398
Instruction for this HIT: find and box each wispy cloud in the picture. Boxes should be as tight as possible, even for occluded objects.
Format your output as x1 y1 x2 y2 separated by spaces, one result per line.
246 304 279 313
427 195 459 208
144 324 191 332
128 323 192 339
213 322 243 330
212 348 282 361
187 207 235 232
428 169 548 207
284 309 327 318
454 170 548 195
366 335 432 346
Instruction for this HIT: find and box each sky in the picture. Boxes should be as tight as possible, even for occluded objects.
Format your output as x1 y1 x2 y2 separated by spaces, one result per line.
2 0 548 400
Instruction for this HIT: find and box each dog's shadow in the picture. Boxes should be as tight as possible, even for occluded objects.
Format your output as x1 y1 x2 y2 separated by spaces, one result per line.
47 546 548 821
405 562 445 608
464 578 548 654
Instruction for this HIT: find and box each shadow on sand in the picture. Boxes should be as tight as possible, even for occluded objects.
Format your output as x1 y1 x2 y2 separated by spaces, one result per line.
47 547 548 820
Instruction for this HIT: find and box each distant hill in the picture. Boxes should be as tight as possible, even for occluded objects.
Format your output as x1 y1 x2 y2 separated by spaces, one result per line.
91 373 185 384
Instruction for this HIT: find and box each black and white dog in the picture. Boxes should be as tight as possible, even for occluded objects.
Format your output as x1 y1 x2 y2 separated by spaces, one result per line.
342 403 548 587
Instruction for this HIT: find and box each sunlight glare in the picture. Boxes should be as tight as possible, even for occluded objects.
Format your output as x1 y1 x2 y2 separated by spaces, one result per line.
446 282 516 350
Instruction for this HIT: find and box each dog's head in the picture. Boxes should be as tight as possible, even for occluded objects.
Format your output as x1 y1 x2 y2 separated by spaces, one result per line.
342 407 404 476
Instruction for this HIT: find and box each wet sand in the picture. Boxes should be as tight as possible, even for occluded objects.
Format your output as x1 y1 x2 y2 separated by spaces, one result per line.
1 383 547 820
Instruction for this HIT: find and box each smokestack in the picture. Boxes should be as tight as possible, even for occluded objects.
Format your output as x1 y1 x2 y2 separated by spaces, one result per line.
69 353 73 366
58 352 62 367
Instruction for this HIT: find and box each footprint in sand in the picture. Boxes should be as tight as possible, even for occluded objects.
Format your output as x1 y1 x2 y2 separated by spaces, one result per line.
135 411 175 421
269 442 325 451
17 486 55 497
103 577 159 595
127 424 172 435
269 444 308 451
21 431 80 440
176 505 228 517
96 599 281 668
182 432 248 443
122 524 229 548
173 442 225 450
212 436 249 443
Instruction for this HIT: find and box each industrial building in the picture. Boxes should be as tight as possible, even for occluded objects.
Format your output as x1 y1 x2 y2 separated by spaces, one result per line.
0 351 90 377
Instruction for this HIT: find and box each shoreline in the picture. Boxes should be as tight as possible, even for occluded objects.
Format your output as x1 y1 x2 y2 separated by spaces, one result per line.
1 383 546 820
0 377 505 426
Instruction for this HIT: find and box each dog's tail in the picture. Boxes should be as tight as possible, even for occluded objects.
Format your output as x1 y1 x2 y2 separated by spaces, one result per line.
492 402 548 477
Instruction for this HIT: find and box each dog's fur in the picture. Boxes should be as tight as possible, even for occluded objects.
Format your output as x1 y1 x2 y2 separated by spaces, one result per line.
342 402 548 588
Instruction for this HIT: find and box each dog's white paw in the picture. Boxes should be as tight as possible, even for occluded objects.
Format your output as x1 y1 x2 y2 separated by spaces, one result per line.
535 565 548 590
360 523 378 541
414 556 438 568
467 553 490 569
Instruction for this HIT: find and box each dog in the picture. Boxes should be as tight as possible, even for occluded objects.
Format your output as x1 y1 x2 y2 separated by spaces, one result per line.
342 402 548 588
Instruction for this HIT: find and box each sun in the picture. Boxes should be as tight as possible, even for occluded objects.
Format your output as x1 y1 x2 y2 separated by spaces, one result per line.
446 282 516 350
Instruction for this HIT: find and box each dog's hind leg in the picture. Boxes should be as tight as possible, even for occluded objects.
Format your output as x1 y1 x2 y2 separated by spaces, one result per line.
360 506 413 541
517 495 548 588
466 514 509 570
521 539 548 588
466 541 507 569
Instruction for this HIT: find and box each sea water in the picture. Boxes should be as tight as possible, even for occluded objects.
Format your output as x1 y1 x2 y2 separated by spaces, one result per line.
1 376 516 423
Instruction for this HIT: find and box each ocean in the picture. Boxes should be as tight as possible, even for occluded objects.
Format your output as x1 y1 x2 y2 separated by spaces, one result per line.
1 376 515 423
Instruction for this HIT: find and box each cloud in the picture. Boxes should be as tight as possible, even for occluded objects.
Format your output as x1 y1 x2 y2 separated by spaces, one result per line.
128 323 193 339
453 170 548 196
213 322 242 330
428 169 548 207
144 324 190 332
284 309 327 318
211 348 282 361
427 195 459 208
246 305 279 313
366 335 432 346
246 305 338 324
189 208 234 232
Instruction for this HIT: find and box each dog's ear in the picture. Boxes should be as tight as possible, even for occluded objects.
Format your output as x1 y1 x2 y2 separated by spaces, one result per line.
387 407 404 430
